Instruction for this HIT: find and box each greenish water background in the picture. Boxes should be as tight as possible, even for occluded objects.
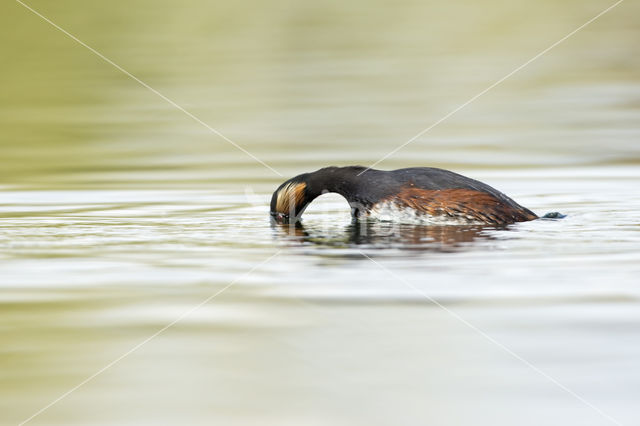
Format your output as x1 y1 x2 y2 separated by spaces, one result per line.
1 0 639 425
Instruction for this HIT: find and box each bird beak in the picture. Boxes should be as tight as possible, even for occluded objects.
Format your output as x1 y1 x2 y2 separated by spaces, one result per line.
270 212 289 224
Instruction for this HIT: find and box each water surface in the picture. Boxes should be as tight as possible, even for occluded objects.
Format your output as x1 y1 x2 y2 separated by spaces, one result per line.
1 0 639 425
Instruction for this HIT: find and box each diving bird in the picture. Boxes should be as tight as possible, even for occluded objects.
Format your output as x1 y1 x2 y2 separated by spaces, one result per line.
270 166 542 225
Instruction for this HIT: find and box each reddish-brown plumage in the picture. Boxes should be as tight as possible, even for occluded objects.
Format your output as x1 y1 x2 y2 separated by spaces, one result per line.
390 187 538 225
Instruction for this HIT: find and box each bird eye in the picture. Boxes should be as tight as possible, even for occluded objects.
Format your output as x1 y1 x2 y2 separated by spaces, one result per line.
270 212 289 222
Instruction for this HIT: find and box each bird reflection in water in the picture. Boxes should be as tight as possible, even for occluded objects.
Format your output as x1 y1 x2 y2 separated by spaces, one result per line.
271 220 505 252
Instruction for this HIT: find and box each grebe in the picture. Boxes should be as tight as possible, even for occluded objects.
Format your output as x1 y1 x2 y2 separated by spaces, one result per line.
270 166 540 225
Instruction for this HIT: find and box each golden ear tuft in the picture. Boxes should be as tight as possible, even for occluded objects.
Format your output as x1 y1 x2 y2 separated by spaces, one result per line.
275 182 307 214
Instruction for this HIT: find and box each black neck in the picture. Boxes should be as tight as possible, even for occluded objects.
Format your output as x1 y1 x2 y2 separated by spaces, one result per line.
306 166 365 200
302 166 397 218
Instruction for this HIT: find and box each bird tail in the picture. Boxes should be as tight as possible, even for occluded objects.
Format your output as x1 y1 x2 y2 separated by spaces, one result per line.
541 212 566 219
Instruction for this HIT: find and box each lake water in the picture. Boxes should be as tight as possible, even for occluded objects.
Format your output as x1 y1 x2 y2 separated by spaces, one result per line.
1 0 639 425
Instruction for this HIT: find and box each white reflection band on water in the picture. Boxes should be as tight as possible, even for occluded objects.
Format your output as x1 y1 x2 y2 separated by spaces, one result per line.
358 0 626 176
14 0 283 177
359 251 623 426
17 250 283 426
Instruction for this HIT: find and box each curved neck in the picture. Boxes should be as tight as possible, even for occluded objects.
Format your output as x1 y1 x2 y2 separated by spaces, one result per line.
300 167 373 218
306 166 363 199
